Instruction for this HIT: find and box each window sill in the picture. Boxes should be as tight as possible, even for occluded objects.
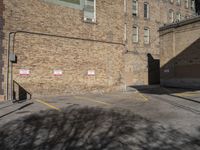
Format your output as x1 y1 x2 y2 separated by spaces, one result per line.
83 19 97 24
132 14 138 17
133 42 139 44
144 43 150 46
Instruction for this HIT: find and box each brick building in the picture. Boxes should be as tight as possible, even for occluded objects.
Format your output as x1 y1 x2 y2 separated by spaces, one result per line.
159 16 200 89
124 0 196 86
0 0 196 100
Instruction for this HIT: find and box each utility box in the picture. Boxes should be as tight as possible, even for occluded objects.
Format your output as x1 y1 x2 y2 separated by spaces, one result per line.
9 52 17 63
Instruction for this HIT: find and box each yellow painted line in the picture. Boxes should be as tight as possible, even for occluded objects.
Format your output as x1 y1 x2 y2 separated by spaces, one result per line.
74 96 111 106
136 91 148 102
174 93 189 96
181 91 200 95
174 92 199 97
36 99 61 111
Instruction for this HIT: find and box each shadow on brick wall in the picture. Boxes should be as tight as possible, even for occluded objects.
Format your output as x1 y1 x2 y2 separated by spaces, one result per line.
161 37 200 87
13 80 32 103
0 0 5 95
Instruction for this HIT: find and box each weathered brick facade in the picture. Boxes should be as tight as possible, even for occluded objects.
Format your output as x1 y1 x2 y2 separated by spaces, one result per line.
124 0 195 86
1 0 125 99
0 0 196 100
159 16 200 89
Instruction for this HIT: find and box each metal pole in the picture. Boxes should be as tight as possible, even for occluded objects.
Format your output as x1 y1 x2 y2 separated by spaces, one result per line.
6 33 12 100
10 33 16 102
10 61 13 101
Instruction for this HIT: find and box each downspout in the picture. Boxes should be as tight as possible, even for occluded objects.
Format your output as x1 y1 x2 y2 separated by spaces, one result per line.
6 30 126 101
10 33 16 102
123 0 128 91
124 0 128 53
6 32 14 101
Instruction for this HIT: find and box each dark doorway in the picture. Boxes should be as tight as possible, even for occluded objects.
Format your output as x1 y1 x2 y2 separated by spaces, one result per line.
147 53 160 85
13 81 32 102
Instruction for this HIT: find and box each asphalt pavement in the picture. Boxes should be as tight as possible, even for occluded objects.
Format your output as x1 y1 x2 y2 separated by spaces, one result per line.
0 87 200 149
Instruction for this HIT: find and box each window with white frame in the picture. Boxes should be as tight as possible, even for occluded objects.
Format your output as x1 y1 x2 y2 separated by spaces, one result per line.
84 0 96 23
176 0 181 5
45 0 83 9
132 0 138 16
144 3 149 19
144 28 150 44
60 0 80 4
176 12 181 21
191 0 195 10
169 9 174 23
133 26 139 43
185 0 189 8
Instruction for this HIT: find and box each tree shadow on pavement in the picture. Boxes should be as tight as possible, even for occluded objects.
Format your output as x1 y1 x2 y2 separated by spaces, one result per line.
0 105 199 150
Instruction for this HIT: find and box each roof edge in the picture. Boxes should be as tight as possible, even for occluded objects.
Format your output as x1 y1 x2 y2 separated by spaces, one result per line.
159 16 200 31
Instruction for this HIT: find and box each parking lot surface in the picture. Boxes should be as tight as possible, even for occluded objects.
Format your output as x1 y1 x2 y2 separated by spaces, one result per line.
0 86 200 137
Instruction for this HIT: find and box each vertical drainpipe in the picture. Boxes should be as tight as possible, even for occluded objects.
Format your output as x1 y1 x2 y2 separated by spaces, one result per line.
124 0 128 52
6 32 15 101
123 0 128 91
172 28 176 78
6 33 12 101
10 33 14 101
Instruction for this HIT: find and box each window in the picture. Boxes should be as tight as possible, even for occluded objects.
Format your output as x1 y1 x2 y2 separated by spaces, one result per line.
176 0 181 5
185 0 189 8
132 0 138 16
60 0 80 4
144 28 150 44
176 12 181 21
84 0 96 23
45 0 83 9
133 26 139 43
144 3 149 19
169 9 174 23
191 0 195 10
